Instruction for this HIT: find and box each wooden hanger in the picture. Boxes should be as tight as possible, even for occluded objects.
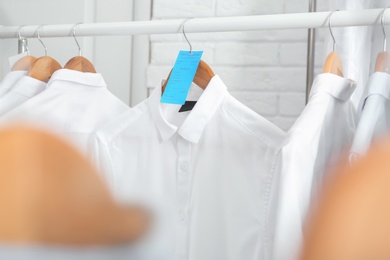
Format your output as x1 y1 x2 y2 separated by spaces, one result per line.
323 11 344 77
11 56 38 72
64 56 96 73
64 23 96 73
28 25 62 83
161 59 215 94
323 52 344 77
374 8 390 73
28 56 62 83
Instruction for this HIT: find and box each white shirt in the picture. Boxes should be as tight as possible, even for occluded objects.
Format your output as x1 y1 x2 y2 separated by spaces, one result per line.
94 75 286 260
350 72 390 160
272 73 356 260
0 70 27 97
3 69 129 155
0 76 46 116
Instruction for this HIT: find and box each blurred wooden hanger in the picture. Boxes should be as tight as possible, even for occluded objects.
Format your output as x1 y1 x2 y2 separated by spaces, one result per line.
323 11 344 77
28 25 62 83
64 23 96 73
375 8 390 73
162 18 215 94
11 26 37 72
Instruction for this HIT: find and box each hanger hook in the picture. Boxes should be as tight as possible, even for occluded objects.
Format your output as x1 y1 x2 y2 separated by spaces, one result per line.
328 10 338 53
182 18 193 54
381 7 389 52
71 23 82 56
36 25 48 56
18 25 30 54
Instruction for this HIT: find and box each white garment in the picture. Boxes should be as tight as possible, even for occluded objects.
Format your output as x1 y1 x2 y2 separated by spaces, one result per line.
94 75 286 260
350 72 390 160
0 76 46 116
272 73 356 260
3 69 129 155
0 70 27 97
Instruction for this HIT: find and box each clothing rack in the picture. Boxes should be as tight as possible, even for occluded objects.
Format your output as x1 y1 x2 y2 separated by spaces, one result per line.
0 8 387 98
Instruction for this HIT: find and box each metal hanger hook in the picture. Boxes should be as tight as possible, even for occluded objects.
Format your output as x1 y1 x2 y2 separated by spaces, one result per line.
328 10 338 53
18 25 30 54
36 25 48 56
71 23 83 56
381 7 389 52
182 18 193 54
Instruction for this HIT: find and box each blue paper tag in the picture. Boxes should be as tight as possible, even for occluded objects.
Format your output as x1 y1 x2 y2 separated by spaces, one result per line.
161 50 203 105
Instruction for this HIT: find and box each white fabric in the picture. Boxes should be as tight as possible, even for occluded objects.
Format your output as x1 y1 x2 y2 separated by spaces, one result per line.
94 75 286 260
0 76 46 116
273 73 356 260
350 72 390 160
0 70 27 98
2 69 129 155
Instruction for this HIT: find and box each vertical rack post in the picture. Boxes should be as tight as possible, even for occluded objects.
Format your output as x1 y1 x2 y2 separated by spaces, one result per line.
306 0 317 103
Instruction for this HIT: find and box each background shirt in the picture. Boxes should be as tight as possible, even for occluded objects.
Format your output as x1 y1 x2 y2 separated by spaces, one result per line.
350 72 390 160
2 69 129 156
273 73 356 260
0 76 46 116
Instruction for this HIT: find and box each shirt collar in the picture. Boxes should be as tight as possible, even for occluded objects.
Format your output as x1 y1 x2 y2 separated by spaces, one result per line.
364 72 390 101
148 75 228 144
309 73 356 101
11 76 46 97
47 69 107 88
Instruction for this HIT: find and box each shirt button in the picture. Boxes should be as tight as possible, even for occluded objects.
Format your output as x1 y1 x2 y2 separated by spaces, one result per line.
180 162 188 171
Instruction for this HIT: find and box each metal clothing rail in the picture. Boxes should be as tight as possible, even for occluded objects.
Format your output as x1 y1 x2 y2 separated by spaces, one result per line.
0 8 388 38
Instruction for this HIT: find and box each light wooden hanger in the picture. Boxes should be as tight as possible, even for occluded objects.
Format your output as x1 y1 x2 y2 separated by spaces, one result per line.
64 23 96 73
11 26 37 72
162 18 215 94
375 8 390 73
28 25 62 83
323 11 344 77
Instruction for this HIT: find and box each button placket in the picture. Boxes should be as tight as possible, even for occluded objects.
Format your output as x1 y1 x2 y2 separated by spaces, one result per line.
176 137 192 260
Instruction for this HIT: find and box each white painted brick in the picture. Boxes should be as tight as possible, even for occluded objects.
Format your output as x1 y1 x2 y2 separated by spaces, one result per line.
151 42 214 65
153 0 215 18
214 67 306 92
279 93 306 116
270 117 297 131
229 91 278 116
284 0 307 13
280 42 307 66
214 42 279 66
216 0 283 16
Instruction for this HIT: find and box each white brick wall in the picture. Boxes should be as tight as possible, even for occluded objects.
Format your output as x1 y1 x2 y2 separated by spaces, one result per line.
148 0 330 131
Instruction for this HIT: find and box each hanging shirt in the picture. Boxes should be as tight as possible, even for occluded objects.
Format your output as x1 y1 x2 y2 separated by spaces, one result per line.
2 69 129 155
272 73 356 260
350 72 390 160
0 76 46 116
93 75 286 260
0 70 27 98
